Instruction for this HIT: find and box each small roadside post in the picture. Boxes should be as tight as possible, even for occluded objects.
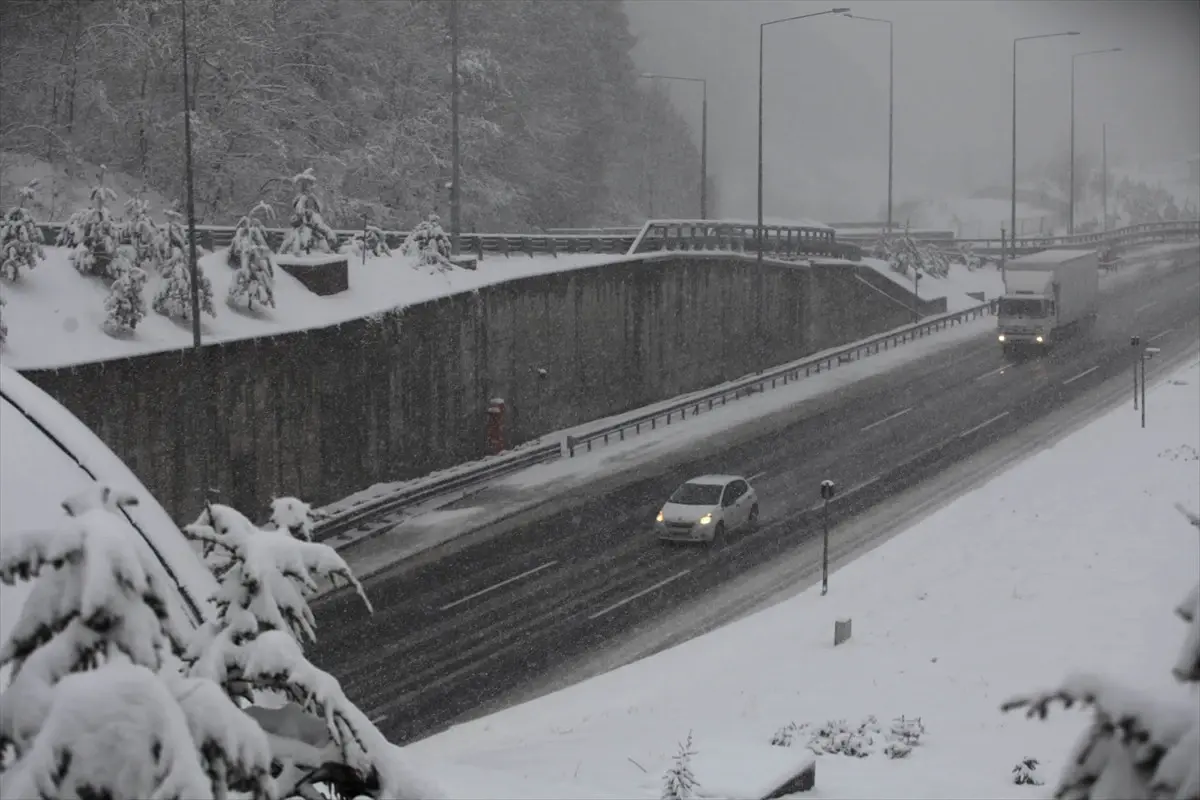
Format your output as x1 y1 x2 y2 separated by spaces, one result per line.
1131 335 1140 410
820 479 836 596
1142 346 1160 428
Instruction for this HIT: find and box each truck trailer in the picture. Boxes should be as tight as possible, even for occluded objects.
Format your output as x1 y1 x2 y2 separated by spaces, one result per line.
997 248 1099 354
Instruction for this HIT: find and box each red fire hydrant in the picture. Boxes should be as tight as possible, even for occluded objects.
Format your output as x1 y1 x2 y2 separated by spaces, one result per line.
486 398 506 455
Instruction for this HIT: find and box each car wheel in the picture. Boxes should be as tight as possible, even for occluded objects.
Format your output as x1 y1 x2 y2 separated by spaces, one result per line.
708 522 725 545
747 504 759 529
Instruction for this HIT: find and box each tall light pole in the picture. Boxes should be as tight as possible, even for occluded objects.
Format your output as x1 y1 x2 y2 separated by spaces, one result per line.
180 0 201 348
449 0 461 257
1012 31 1079 256
1102 122 1108 233
758 7 850 266
1069 47 1121 234
840 13 894 232
641 73 708 219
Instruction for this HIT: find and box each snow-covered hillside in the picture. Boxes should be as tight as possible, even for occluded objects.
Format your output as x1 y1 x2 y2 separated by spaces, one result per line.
410 357 1200 799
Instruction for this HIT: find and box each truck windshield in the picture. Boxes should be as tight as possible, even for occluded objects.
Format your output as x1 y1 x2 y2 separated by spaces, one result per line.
1000 298 1046 318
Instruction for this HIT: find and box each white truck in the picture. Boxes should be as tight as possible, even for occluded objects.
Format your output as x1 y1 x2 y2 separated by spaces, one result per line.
997 249 1099 354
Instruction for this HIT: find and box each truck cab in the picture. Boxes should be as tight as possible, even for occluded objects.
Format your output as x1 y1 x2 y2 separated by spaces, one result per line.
997 273 1058 347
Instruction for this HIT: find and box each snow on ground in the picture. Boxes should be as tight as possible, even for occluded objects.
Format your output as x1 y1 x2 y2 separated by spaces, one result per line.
0 245 637 370
408 356 1200 800
858 257 1004 313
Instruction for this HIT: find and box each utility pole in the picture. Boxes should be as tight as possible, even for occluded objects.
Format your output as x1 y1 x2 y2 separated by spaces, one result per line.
180 0 201 348
449 0 461 257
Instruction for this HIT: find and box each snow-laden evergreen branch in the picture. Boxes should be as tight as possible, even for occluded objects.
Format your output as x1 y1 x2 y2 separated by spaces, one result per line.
0 179 45 281
1001 507 1200 800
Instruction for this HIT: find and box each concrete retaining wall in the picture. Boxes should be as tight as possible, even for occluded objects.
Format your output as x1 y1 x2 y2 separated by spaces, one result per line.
21 253 943 522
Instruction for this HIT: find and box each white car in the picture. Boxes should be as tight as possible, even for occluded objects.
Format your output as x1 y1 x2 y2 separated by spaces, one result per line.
655 474 760 544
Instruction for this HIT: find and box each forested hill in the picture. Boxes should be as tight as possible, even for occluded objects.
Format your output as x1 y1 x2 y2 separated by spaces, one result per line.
0 0 703 230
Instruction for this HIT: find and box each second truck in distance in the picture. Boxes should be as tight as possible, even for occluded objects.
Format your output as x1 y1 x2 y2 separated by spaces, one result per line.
997 248 1099 355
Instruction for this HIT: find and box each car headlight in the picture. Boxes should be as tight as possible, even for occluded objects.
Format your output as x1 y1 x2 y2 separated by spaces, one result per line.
1035 335 1044 343
656 510 664 523
998 334 1006 342
699 513 712 525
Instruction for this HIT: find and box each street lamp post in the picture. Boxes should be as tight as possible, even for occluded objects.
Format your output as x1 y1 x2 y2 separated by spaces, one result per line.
640 73 708 219
841 13 894 232
1012 31 1079 258
180 0 201 348
820 479 836 596
1069 48 1121 234
449 0 461 257
758 7 850 266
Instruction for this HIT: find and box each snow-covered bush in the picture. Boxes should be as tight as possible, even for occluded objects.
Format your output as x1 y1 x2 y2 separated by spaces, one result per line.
342 224 391 260
770 715 925 760
103 244 148 335
123 197 162 274
0 484 274 800
279 167 337 256
871 226 950 279
269 496 322 541
57 167 121 278
1012 757 1045 786
153 240 216 322
184 501 443 799
228 202 276 311
1001 505 1200 799
0 180 45 281
401 213 452 268
661 731 698 800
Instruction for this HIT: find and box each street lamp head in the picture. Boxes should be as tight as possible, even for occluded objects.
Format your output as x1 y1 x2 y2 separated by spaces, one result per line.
831 7 851 13
640 73 658 79
1067 31 1081 35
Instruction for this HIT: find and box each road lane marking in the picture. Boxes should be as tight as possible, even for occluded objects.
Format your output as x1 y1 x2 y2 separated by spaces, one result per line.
1149 329 1173 342
860 407 912 432
975 365 1008 382
748 471 768 482
958 412 1009 439
439 560 559 611
1134 301 1157 314
369 713 388 724
1063 365 1099 386
588 569 691 621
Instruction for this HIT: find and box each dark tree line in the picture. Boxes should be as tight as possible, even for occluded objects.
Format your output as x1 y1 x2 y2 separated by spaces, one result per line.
0 0 703 229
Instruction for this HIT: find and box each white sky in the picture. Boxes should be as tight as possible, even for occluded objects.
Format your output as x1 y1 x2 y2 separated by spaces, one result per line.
624 0 1200 221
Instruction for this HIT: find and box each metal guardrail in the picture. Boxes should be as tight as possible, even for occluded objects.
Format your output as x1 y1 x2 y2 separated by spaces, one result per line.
313 441 562 542
565 299 999 456
38 222 637 262
38 219 1197 265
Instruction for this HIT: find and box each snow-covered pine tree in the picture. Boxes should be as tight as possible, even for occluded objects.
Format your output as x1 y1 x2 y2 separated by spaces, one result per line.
153 208 215 322
1001 505 1200 799
0 180 46 281
123 196 162 274
103 244 148 335
57 165 121 278
0 484 274 800
662 731 699 800
228 202 276 311
400 213 452 268
183 501 444 800
279 168 338 256
342 224 391 260
154 242 217 322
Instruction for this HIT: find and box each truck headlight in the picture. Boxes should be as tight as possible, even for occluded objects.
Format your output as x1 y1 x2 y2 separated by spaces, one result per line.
699 513 713 525
1035 335 1044 343
998 334 1006 342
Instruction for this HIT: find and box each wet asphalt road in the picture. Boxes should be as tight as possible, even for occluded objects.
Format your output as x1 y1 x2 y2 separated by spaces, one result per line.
311 257 1200 745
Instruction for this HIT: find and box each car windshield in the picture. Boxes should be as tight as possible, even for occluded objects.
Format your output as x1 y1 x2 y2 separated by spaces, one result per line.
1000 298 1046 318
669 482 723 506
